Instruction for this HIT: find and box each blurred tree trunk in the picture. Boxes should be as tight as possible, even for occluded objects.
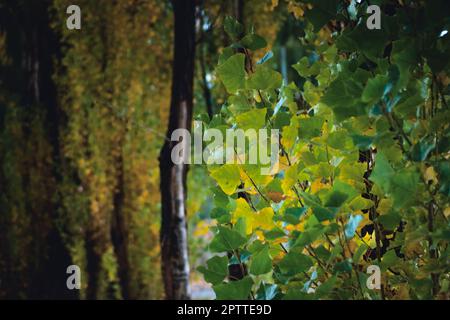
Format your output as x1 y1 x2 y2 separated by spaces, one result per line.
234 0 244 23
198 4 214 119
0 0 76 299
159 0 196 300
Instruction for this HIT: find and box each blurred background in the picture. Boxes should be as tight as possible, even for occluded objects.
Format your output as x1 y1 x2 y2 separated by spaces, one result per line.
0 0 310 299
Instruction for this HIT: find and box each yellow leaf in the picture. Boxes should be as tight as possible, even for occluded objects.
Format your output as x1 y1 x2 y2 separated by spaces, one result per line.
256 207 276 230
281 163 298 194
210 164 241 195
445 207 450 219
193 220 210 237
232 198 254 234
232 200 276 235
310 178 328 193
424 166 438 185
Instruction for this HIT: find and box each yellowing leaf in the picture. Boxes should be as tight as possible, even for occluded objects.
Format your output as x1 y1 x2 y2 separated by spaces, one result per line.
378 198 393 215
256 207 276 230
349 196 374 211
281 164 298 194
424 166 438 185
235 108 267 130
232 200 275 234
310 178 328 193
210 165 241 195
232 198 254 234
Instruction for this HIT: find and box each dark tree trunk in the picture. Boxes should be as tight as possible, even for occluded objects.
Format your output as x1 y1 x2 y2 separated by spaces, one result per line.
111 149 132 299
85 234 102 300
159 0 196 300
199 50 214 119
198 7 214 120
0 0 76 299
234 0 244 24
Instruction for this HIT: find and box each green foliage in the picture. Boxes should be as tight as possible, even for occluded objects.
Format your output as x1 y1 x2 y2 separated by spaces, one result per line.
198 255 229 285
201 2 450 300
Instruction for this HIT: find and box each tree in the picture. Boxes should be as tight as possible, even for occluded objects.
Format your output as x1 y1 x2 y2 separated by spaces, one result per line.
159 0 196 300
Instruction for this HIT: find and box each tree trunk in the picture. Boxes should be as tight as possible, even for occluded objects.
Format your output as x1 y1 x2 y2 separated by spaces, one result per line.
0 0 77 299
159 0 196 300
111 151 131 299
234 0 244 24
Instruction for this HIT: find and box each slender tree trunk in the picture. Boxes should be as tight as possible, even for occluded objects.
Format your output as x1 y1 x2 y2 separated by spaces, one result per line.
159 0 196 300
198 7 214 119
111 151 131 299
234 0 244 24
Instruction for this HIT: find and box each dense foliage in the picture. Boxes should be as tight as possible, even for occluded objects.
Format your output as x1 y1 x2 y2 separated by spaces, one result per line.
0 0 448 301
200 0 449 300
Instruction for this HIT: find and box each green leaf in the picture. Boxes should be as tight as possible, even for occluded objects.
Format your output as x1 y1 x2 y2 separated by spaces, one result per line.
198 255 229 285
218 47 234 65
349 196 374 211
411 138 436 162
370 152 395 193
292 57 320 77
353 244 368 264
282 207 308 225
256 283 279 300
278 252 313 276
362 75 388 104
213 276 253 300
315 276 337 298
321 74 364 121
210 226 247 253
235 108 267 130
263 227 287 240
377 211 401 231
298 116 324 139
391 168 420 208
210 207 231 224
250 246 272 275
351 134 374 150
241 34 267 50
217 54 246 94
247 66 282 90
324 190 349 208
211 186 230 208
228 93 252 115
327 131 352 150
381 250 399 271
224 16 244 40
293 224 325 248
324 180 358 207
304 0 339 31
334 259 352 274
339 23 389 60
312 206 338 222
210 165 241 195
